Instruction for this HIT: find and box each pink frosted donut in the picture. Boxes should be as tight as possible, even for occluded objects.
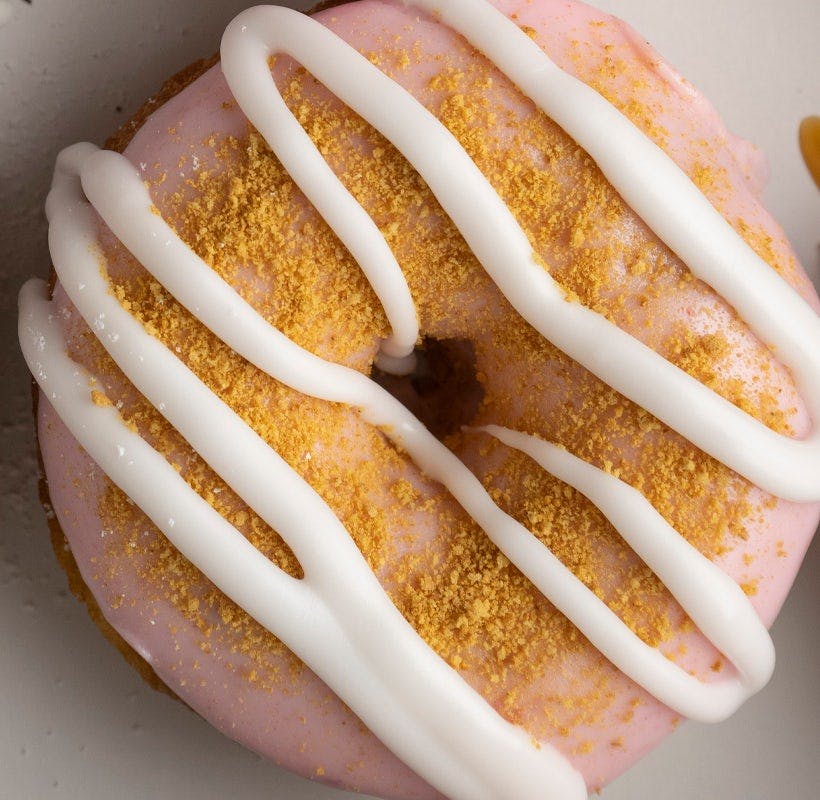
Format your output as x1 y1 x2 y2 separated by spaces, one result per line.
20 1 820 798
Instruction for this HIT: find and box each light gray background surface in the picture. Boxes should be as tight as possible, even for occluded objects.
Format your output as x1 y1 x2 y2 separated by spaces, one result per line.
1 0 818 798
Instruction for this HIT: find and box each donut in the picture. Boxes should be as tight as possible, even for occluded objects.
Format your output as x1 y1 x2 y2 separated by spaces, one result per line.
801 116 820 190
18 1 820 798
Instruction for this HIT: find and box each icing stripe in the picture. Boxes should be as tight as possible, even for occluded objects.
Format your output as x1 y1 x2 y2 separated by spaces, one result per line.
21 281 579 800
416 0 820 386
221 4 820 502
30 159 588 800
78 142 774 721
220 9 418 365
473 424 775 706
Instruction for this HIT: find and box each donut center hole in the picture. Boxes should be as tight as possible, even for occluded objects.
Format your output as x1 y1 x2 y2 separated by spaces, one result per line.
371 337 484 441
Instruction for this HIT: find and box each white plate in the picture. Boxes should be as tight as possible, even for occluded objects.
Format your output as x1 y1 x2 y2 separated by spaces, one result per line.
0 1 817 798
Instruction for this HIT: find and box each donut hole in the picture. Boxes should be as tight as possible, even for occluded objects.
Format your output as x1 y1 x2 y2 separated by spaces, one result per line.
371 337 484 441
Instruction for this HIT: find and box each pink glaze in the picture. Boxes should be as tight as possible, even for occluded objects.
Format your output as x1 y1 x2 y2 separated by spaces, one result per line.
37 0 820 797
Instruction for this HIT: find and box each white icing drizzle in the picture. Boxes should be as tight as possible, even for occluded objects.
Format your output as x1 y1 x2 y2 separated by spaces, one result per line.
221 3 820 503
472 425 775 715
25 158 586 800
223 13 420 367
18 0 820 797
